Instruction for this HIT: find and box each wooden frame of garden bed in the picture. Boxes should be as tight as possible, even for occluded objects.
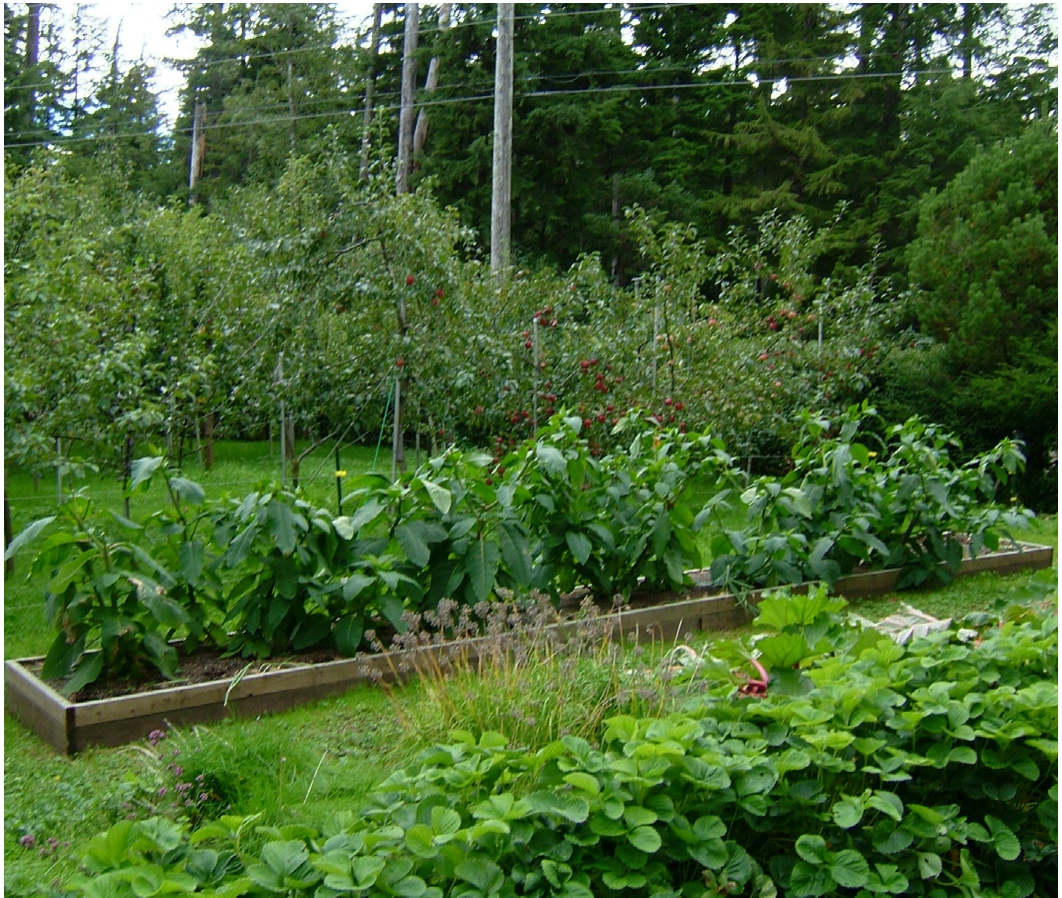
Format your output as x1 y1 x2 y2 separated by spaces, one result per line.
5 542 1053 754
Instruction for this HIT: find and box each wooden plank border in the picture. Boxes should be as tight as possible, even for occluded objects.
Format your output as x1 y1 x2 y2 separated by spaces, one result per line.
5 542 1053 754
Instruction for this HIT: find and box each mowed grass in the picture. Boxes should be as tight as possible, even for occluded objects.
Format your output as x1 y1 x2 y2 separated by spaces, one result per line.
2 441 1057 894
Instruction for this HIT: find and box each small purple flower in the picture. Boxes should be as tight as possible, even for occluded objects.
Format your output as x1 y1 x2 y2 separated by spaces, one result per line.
158 787 167 797
148 729 167 746
19 834 36 849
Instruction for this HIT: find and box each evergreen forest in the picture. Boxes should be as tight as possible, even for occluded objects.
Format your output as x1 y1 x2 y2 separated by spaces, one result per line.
4 3 1059 509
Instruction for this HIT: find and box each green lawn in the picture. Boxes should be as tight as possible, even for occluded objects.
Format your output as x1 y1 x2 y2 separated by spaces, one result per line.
3 444 1056 894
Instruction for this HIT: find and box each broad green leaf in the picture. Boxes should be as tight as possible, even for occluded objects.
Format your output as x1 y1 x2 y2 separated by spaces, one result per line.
455 858 503 893
692 816 726 841
4 516 56 561
565 531 592 566
431 807 462 837
497 522 532 588
536 444 567 476
794 834 829 865
866 791 904 821
832 794 866 829
80 820 137 871
126 862 199 895
396 522 431 568
623 806 657 829
169 476 205 506
563 416 583 434
178 540 205 586
867 863 908 894
465 538 499 604
525 791 590 823
985 815 1021 861
916 852 942 879
344 500 386 535
603 869 646 890
41 632 84 680
418 478 452 515
48 551 92 593
627 825 662 853
828 850 870 889
58 652 104 697
293 615 330 651
404 824 436 859
350 855 387 888
266 500 301 555
720 842 755 887
563 772 600 796
871 821 914 855
136 817 185 853
756 588 846 630
756 632 809 669
272 554 298 600
781 487 813 518
333 616 364 655
136 576 190 627
342 573 376 601
225 522 259 568
378 595 408 631
129 456 164 491
391 874 430 898
789 863 834 898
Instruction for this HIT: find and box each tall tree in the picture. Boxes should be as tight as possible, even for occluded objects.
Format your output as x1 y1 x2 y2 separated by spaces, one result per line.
167 3 352 199
4 3 100 167
66 42 167 195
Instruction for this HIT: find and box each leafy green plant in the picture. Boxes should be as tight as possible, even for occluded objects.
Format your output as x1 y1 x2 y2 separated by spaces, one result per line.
4 459 217 693
710 403 1032 592
342 445 535 614
213 484 419 658
61 585 1057 898
508 410 735 601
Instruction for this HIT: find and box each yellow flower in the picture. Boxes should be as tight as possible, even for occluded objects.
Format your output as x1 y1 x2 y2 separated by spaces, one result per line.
335 470 347 478
867 451 878 458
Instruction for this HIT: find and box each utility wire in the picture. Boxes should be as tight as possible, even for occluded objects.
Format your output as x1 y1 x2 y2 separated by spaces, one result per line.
9 43 985 95
4 65 970 150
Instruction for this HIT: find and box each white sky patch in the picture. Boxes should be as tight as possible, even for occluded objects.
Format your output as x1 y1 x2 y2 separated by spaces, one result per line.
55 2 378 128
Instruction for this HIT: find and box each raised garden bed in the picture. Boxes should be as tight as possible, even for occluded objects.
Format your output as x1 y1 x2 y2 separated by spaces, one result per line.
6 541 1053 754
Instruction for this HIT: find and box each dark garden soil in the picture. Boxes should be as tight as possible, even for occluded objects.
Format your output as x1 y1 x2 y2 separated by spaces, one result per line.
30 576 720 704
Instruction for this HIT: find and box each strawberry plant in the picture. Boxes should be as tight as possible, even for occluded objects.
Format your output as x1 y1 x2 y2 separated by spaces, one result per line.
61 586 1057 897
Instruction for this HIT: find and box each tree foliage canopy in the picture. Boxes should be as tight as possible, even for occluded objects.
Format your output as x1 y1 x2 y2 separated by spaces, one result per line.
3 3 1057 507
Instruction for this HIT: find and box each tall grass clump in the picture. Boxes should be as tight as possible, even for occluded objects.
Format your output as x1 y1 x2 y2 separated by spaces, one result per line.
378 593 687 750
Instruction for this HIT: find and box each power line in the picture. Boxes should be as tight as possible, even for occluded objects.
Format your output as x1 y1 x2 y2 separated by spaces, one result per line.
4 65 976 151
